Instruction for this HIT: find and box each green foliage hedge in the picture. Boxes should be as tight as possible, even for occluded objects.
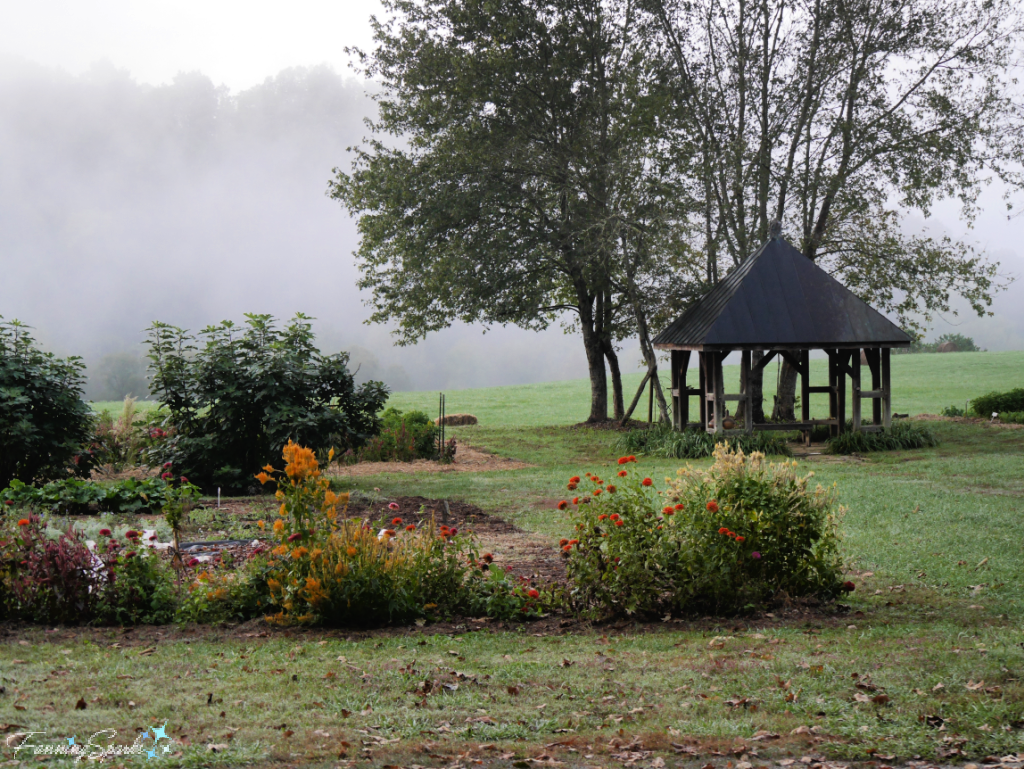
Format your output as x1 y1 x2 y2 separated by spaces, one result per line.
357 408 437 462
970 388 1024 417
146 314 389 492
826 421 937 454
0 319 96 488
1 477 184 515
619 423 792 459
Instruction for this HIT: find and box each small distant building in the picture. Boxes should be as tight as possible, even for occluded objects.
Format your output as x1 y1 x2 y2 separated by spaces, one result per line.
652 233 911 436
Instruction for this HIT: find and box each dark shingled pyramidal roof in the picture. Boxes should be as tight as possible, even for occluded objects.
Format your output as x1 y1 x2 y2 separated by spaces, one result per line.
652 237 912 349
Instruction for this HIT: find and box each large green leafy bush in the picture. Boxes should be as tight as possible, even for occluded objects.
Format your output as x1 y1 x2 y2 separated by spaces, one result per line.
563 446 845 617
146 314 388 491
0 319 95 488
358 407 437 462
970 388 1024 417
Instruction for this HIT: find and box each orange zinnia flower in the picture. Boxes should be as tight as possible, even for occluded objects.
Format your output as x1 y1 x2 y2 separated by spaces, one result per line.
598 514 607 521
593 489 602 496
706 500 719 512
17 518 30 526
572 496 579 505
557 500 569 511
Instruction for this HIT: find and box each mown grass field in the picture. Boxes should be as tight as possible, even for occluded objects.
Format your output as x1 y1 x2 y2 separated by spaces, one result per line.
7 351 1023 768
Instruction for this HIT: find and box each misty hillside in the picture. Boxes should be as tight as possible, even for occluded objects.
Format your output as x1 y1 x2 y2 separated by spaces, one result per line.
0 57 588 400
1 57 1019 403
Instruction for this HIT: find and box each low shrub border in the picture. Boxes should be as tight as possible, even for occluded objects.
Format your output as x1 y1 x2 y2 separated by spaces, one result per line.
1 476 192 515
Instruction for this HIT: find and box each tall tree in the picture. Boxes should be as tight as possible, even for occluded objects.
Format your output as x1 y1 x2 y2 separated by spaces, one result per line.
646 0 1021 420
331 0 682 422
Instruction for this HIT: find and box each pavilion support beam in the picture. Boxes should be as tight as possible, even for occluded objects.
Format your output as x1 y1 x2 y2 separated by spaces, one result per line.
741 349 753 434
882 348 892 429
698 353 707 430
852 348 863 432
670 350 690 430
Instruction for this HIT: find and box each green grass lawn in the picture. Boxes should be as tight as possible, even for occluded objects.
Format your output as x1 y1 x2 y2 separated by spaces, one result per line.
9 352 1024 767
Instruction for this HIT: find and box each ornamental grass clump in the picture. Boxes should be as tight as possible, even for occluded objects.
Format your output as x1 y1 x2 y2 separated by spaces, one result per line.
562 445 845 617
255 441 471 626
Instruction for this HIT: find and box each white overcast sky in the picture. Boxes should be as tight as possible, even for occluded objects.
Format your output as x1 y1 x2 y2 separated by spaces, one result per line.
0 0 383 90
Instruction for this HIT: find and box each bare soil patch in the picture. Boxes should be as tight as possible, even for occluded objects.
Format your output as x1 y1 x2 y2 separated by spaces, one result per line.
327 443 531 477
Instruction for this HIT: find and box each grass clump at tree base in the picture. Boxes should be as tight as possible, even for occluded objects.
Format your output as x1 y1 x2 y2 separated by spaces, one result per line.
618 422 792 458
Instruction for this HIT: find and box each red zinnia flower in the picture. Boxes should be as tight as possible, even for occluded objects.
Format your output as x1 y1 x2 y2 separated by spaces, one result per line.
17 518 29 526
163 462 172 469
598 514 607 521
557 500 569 511
288 532 302 542
125 530 139 539
405 524 416 531
180 476 188 483
674 504 685 511
618 457 628 465
450 527 458 535
187 557 200 567
569 539 578 545
718 527 728 535
706 500 719 513
570 476 581 483
572 496 579 505
125 551 136 558
663 506 674 514
392 517 402 525
736 536 745 542
562 544 572 553
593 489 602 496
628 455 636 462
99 528 112 537
161 472 171 480
559 538 569 546
610 513 620 520
642 478 653 487
4 499 14 505
614 520 624 527
617 470 627 477
606 485 616 493
528 588 540 599
842 581 856 592
567 482 577 490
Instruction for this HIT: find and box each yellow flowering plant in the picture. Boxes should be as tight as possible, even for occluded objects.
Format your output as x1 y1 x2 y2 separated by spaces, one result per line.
254 441 474 626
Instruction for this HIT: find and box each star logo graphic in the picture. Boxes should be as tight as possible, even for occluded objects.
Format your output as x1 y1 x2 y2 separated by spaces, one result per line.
67 736 76 746
152 724 168 741
147 749 157 760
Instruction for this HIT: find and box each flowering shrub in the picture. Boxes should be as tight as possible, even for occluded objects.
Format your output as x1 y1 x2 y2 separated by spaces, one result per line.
563 445 845 617
357 408 438 462
255 441 473 626
0 515 97 623
94 533 176 625
176 561 270 624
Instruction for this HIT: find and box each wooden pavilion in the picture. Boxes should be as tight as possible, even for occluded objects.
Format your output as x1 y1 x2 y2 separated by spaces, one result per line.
651 233 912 437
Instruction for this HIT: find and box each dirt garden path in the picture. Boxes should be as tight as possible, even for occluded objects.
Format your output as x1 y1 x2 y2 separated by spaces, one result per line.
326 443 532 477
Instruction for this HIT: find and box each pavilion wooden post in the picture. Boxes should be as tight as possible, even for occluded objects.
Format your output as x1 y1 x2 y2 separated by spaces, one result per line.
713 351 725 435
837 350 848 435
670 350 692 430
868 349 882 425
851 348 863 432
882 348 892 428
698 353 707 429
800 349 810 444
741 349 753 434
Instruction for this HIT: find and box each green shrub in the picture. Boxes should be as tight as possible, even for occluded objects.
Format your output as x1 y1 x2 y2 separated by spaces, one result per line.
358 407 438 462
562 447 845 617
0 318 96 488
95 536 176 625
2 477 188 515
146 314 389 492
619 423 791 459
176 561 270 624
826 421 937 454
939 404 966 417
996 411 1024 424
894 332 982 354
970 388 1024 417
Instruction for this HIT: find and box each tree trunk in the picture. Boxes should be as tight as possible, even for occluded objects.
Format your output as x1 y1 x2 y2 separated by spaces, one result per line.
736 349 766 424
771 357 799 421
582 326 608 423
604 342 624 421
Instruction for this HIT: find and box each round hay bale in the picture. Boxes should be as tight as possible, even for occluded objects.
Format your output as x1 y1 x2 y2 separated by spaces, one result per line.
937 340 958 353
436 413 478 426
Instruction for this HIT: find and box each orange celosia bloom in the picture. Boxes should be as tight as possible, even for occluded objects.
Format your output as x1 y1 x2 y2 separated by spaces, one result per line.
263 464 275 473
283 440 319 482
291 547 309 559
278 504 287 517
273 519 284 533
254 471 270 485
347 546 358 556
310 548 323 560
272 544 288 556
257 520 266 530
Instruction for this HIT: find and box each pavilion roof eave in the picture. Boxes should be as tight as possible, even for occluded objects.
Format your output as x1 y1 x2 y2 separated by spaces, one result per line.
653 341 912 352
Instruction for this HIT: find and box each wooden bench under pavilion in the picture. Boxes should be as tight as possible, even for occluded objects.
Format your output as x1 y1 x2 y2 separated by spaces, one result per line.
652 234 912 437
